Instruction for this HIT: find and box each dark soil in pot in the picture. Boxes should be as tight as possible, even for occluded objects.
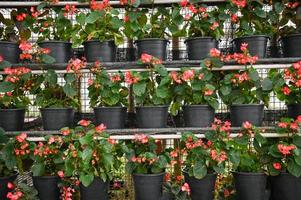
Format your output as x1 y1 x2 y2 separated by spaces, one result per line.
287 104 301 119
80 177 109 200
281 33 301 57
183 105 215 127
135 38 169 61
0 41 20 63
0 173 18 200
230 104 264 127
185 37 218 60
183 172 216 200
32 176 60 200
40 108 74 130
0 108 25 131
232 35 269 58
269 172 301 200
135 106 169 128
84 40 116 62
132 172 165 200
233 172 267 200
94 107 127 129
38 41 72 64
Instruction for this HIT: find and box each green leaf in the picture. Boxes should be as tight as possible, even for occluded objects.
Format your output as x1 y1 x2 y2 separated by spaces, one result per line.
0 82 14 92
254 7 266 18
86 11 100 24
65 73 76 83
41 54 55 64
193 161 207 179
220 85 231 96
82 147 93 161
76 13 86 25
80 174 94 187
133 82 146 96
262 78 273 91
287 159 301 177
249 70 260 81
293 135 301 148
79 133 93 145
32 163 45 176
63 84 77 97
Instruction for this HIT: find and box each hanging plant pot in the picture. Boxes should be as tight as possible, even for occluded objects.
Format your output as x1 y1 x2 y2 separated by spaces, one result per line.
135 106 169 128
135 38 169 61
0 108 25 131
269 172 301 200
287 104 301 119
183 105 215 127
230 104 264 127
183 172 216 200
80 177 109 200
84 40 116 62
185 37 218 60
133 173 165 200
232 35 269 58
0 41 20 63
281 33 301 57
38 41 72 65
40 108 74 131
32 176 60 200
233 172 267 200
0 173 18 200
94 107 127 129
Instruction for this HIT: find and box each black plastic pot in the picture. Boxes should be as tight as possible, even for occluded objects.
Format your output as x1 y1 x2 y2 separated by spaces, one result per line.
287 104 301 119
0 173 18 200
133 173 165 200
135 106 169 128
0 109 25 131
281 34 301 57
269 172 301 200
0 41 20 63
184 172 216 200
183 105 215 127
233 35 269 58
40 108 74 130
38 41 72 65
84 40 116 62
230 104 264 127
185 37 218 60
80 177 109 200
124 47 136 61
233 172 267 200
94 107 127 129
135 38 169 61
32 176 60 200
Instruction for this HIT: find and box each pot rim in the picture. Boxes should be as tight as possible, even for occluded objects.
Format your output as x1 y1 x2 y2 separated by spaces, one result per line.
232 35 270 41
132 172 165 177
182 170 217 177
282 33 301 39
84 39 115 44
287 103 301 106
0 172 18 180
230 104 264 107
40 107 74 111
134 38 169 43
38 40 72 44
0 41 19 45
32 175 60 179
232 171 267 176
183 104 213 108
185 36 217 43
94 106 127 109
0 108 25 111
135 105 169 109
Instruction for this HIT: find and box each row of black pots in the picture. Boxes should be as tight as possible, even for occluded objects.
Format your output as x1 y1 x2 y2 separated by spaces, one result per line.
2 33 301 64
2 104 301 131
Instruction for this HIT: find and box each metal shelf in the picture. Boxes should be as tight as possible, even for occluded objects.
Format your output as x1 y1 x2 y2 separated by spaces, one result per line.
0 0 226 8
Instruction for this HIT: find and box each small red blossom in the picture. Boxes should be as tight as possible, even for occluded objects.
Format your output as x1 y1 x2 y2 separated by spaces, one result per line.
134 134 149 144
7 182 14 189
78 120 91 127
180 0 188 7
273 162 282 170
61 128 71 136
95 123 106 133
124 71 139 84
19 41 32 51
277 144 296 156
16 133 27 143
242 121 252 129
140 53 153 63
58 171 65 178
181 183 191 195
181 70 195 82
282 86 291 96
209 48 221 57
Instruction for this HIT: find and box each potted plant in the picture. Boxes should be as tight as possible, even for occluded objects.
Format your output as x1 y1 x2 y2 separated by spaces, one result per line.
0 129 18 199
123 134 171 200
88 61 128 129
230 121 268 200
279 1 301 57
0 66 32 131
123 2 171 60
32 66 80 130
24 4 74 64
162 172 191 200
180 119 229 200
5 180 39 200
30 135 65 200
218 44 272 126
63 120 121 200
72 0 124 62
180 1 228 60
269 61 301 119
130 54 172 128
0 9 30 63
267 116 301 200
229 0 270 58
170 50 223 127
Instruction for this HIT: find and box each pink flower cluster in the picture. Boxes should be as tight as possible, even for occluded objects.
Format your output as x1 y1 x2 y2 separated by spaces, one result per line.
140 53 162 65
210 149 228 163
90 0 110 11
125 71 139 84
4 67 31 83
277 144 296 156
281 61 301 96
66 58 87 73
134 134 149 144
278 115 301 132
